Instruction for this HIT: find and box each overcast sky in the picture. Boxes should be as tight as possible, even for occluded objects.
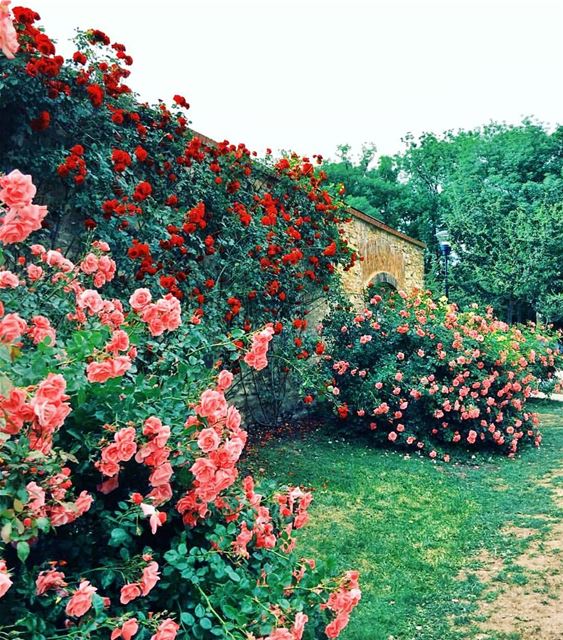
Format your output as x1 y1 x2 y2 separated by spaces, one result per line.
28 0 563 161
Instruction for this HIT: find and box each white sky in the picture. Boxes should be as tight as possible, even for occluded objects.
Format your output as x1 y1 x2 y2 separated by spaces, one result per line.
27 0 563 160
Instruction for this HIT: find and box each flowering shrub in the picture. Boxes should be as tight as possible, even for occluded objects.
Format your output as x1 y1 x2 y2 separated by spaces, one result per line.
0 3 358 424
0 170 360 638
318 287 561 458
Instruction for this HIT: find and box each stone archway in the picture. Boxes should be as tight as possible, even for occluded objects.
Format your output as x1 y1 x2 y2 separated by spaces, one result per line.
340 207 425 298
368 271 398 290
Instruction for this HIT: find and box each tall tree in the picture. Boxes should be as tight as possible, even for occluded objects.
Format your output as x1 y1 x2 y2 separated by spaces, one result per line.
325 121 563 323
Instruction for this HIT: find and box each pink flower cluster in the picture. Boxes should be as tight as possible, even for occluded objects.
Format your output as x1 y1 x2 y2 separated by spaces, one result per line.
96 426 138 479
129 288 181 336
244 324 275 371
258 612 309 640
177 374 247 526
0 0 18 59
136 416 173 506
80 246 116 287
25 471 93 528
321 570 362 638
0 373 71 453
120 560 160 604
277 486 313 530
86 354 132 384
0 170 47 244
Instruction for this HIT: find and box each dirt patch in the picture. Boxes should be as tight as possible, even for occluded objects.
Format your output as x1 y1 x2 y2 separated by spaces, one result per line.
469 470 563 639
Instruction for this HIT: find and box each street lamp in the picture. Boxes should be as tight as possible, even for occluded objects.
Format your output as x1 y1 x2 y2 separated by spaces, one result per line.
436 229 451 298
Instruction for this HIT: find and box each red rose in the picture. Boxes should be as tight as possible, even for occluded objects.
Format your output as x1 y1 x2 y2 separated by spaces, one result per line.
30 111 50 131
173 94 190 109
86 84 104 107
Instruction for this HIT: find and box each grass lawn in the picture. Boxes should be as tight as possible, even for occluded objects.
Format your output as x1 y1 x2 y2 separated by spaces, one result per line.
246 400 563 640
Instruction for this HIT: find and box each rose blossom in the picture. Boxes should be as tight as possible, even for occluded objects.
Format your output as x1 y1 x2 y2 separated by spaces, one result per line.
197 427 221 453
0 169 35 208
129 288 152 311
150 619 179 640
111 619 139 640
0 560 12 598
120 582 142 604
0 313 27 342
217 369 234 391
0 1 18 59
0 270 18 288
36 569 67 595
65 580 96 617
140 561 160 595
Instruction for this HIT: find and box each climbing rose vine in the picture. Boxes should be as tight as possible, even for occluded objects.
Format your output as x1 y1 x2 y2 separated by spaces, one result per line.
0 167 360 638
0 2 358 425
0 0 362 631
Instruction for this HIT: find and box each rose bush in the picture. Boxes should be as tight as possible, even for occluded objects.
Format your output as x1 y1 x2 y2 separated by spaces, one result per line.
0 3 358 425
316 286 561 458
0 169 361 638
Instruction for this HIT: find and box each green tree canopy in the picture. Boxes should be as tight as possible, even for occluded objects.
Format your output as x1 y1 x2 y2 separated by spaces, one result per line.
324 121 563 324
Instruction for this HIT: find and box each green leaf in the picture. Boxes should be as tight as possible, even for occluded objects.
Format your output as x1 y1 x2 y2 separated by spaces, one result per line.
109 527 130 547
181 612 195 625
17 540 30 562
200 617 212 630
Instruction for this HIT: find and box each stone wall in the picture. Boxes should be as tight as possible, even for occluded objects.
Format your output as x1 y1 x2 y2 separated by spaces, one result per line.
340 208 425 298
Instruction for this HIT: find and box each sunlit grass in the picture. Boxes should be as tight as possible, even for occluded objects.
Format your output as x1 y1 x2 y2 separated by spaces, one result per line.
248 401 563 640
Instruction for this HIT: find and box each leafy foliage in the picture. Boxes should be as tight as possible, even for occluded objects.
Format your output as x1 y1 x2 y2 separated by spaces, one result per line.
324 122 563 323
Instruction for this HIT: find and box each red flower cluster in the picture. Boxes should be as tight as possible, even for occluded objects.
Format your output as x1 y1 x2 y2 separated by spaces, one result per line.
57 145 87 184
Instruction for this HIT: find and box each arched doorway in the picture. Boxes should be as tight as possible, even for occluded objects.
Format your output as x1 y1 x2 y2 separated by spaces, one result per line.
368 271 398 291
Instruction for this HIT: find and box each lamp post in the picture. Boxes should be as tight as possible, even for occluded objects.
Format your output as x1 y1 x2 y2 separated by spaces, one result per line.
436 229 451 299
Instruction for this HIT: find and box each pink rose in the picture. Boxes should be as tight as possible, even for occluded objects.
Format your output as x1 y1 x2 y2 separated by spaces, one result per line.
74 490 93 516
0 313 27 342
0 270 18 288
0 169 35 208
35 569 67 596
106 329 129 354
65 580 96 617
217 369 234 391
292 613 308 640
77 289 104 314
27 263 43 281
140 561 160 595
115 430 137 461
150 619 179 640
325 612 351 638
226 406 241 430
197 427 221 453
0 1 19 59
29 315 56 345
80 253 99 274
92 240 110 252
197 389 227 418
120 582 142 604
35 373 67 403
266 630 293 640
149 462 173 487
0 561 12 598
111 618 139 640
129 288 152 311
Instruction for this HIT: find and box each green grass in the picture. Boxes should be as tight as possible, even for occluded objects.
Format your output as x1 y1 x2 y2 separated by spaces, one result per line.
247 401 563 640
